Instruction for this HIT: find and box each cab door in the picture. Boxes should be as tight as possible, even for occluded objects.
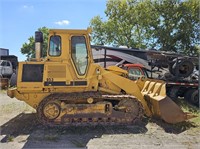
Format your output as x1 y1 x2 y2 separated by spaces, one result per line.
70 36 89 78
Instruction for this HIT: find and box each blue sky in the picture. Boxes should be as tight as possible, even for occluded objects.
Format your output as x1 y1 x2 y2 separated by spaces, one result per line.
0 0 107 61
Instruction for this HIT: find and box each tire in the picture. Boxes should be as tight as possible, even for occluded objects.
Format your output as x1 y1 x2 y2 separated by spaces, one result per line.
184 89 194 101
196 65 199 71
184 89 199 106
167 86 179 100
169 58 194 78
191 90 199 106
169 59 176 76
10 73 17 87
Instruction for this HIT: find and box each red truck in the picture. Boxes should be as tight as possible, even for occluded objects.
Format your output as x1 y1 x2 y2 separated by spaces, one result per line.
122 63 199 107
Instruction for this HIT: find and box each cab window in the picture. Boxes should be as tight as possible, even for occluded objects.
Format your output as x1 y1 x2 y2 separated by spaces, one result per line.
128 68 143 80
0 61 9 66
71 36 88 75
49 35 61 56
1 61 6 66
6 61 10 66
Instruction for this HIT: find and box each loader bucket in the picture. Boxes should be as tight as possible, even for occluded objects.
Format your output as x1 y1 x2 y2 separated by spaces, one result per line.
140 79 196 124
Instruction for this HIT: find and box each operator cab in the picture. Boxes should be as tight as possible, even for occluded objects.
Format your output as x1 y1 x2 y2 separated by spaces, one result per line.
123 63 149 80
45 28 92 77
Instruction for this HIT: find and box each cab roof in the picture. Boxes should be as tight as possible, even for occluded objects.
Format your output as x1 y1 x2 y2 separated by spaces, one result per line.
124 63 145 68
49 28 92 34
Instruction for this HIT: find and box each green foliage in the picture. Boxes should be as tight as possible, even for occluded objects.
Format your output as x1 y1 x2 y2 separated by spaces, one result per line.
151 0 200 55
90 0 200 55
21 27 49 59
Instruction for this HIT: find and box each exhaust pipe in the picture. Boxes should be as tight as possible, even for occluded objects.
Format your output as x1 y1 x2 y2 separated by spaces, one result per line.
35 31 43 61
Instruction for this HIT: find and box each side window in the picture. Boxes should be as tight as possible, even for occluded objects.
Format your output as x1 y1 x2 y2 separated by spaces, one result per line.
1 61 7 66
71 36 88 75
49 35 61 56
6 62 10 66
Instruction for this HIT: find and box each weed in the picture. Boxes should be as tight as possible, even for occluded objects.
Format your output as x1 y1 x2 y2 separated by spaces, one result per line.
7 135 14 142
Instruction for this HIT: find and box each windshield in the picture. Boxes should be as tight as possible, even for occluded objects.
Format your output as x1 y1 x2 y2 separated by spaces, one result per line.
0 60 8 66
128 67 144 80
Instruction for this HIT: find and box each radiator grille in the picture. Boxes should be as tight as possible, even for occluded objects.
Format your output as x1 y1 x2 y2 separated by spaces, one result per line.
22 64 44 82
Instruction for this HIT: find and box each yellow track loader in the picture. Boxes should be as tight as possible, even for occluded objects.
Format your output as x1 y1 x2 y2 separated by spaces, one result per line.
7 28 195 126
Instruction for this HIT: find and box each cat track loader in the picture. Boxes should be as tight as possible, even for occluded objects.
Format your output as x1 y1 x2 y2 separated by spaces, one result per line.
7 28 195 126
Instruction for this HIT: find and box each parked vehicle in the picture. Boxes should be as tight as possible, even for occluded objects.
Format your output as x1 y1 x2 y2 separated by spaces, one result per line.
0 55 18 89
0 60 14 78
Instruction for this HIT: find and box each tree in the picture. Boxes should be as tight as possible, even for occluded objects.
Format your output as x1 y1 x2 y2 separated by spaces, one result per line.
90 0 152 48
21 27 49 59
150 0 200 55
90 0 200 55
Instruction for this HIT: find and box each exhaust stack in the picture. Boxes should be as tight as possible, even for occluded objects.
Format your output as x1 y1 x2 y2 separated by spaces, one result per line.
35 31 43 60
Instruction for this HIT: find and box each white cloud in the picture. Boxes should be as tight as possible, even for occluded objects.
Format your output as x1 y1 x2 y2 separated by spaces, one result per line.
54 20 70 26
23 5 28 8
23 5 34 9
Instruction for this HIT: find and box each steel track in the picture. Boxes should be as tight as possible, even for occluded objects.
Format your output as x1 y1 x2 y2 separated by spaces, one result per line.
37 92 144 126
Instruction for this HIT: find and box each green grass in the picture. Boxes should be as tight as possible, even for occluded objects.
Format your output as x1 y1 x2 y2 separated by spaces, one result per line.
171 98 200 132
176 98 200 125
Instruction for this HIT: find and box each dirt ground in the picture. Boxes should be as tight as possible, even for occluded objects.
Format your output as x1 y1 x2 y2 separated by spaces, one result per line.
0 91 200 149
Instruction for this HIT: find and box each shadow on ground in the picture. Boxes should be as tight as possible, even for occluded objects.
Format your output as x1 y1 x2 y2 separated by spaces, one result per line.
0 113 38 143
0 113 148 148
1 112 198 148
149 118 197 134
